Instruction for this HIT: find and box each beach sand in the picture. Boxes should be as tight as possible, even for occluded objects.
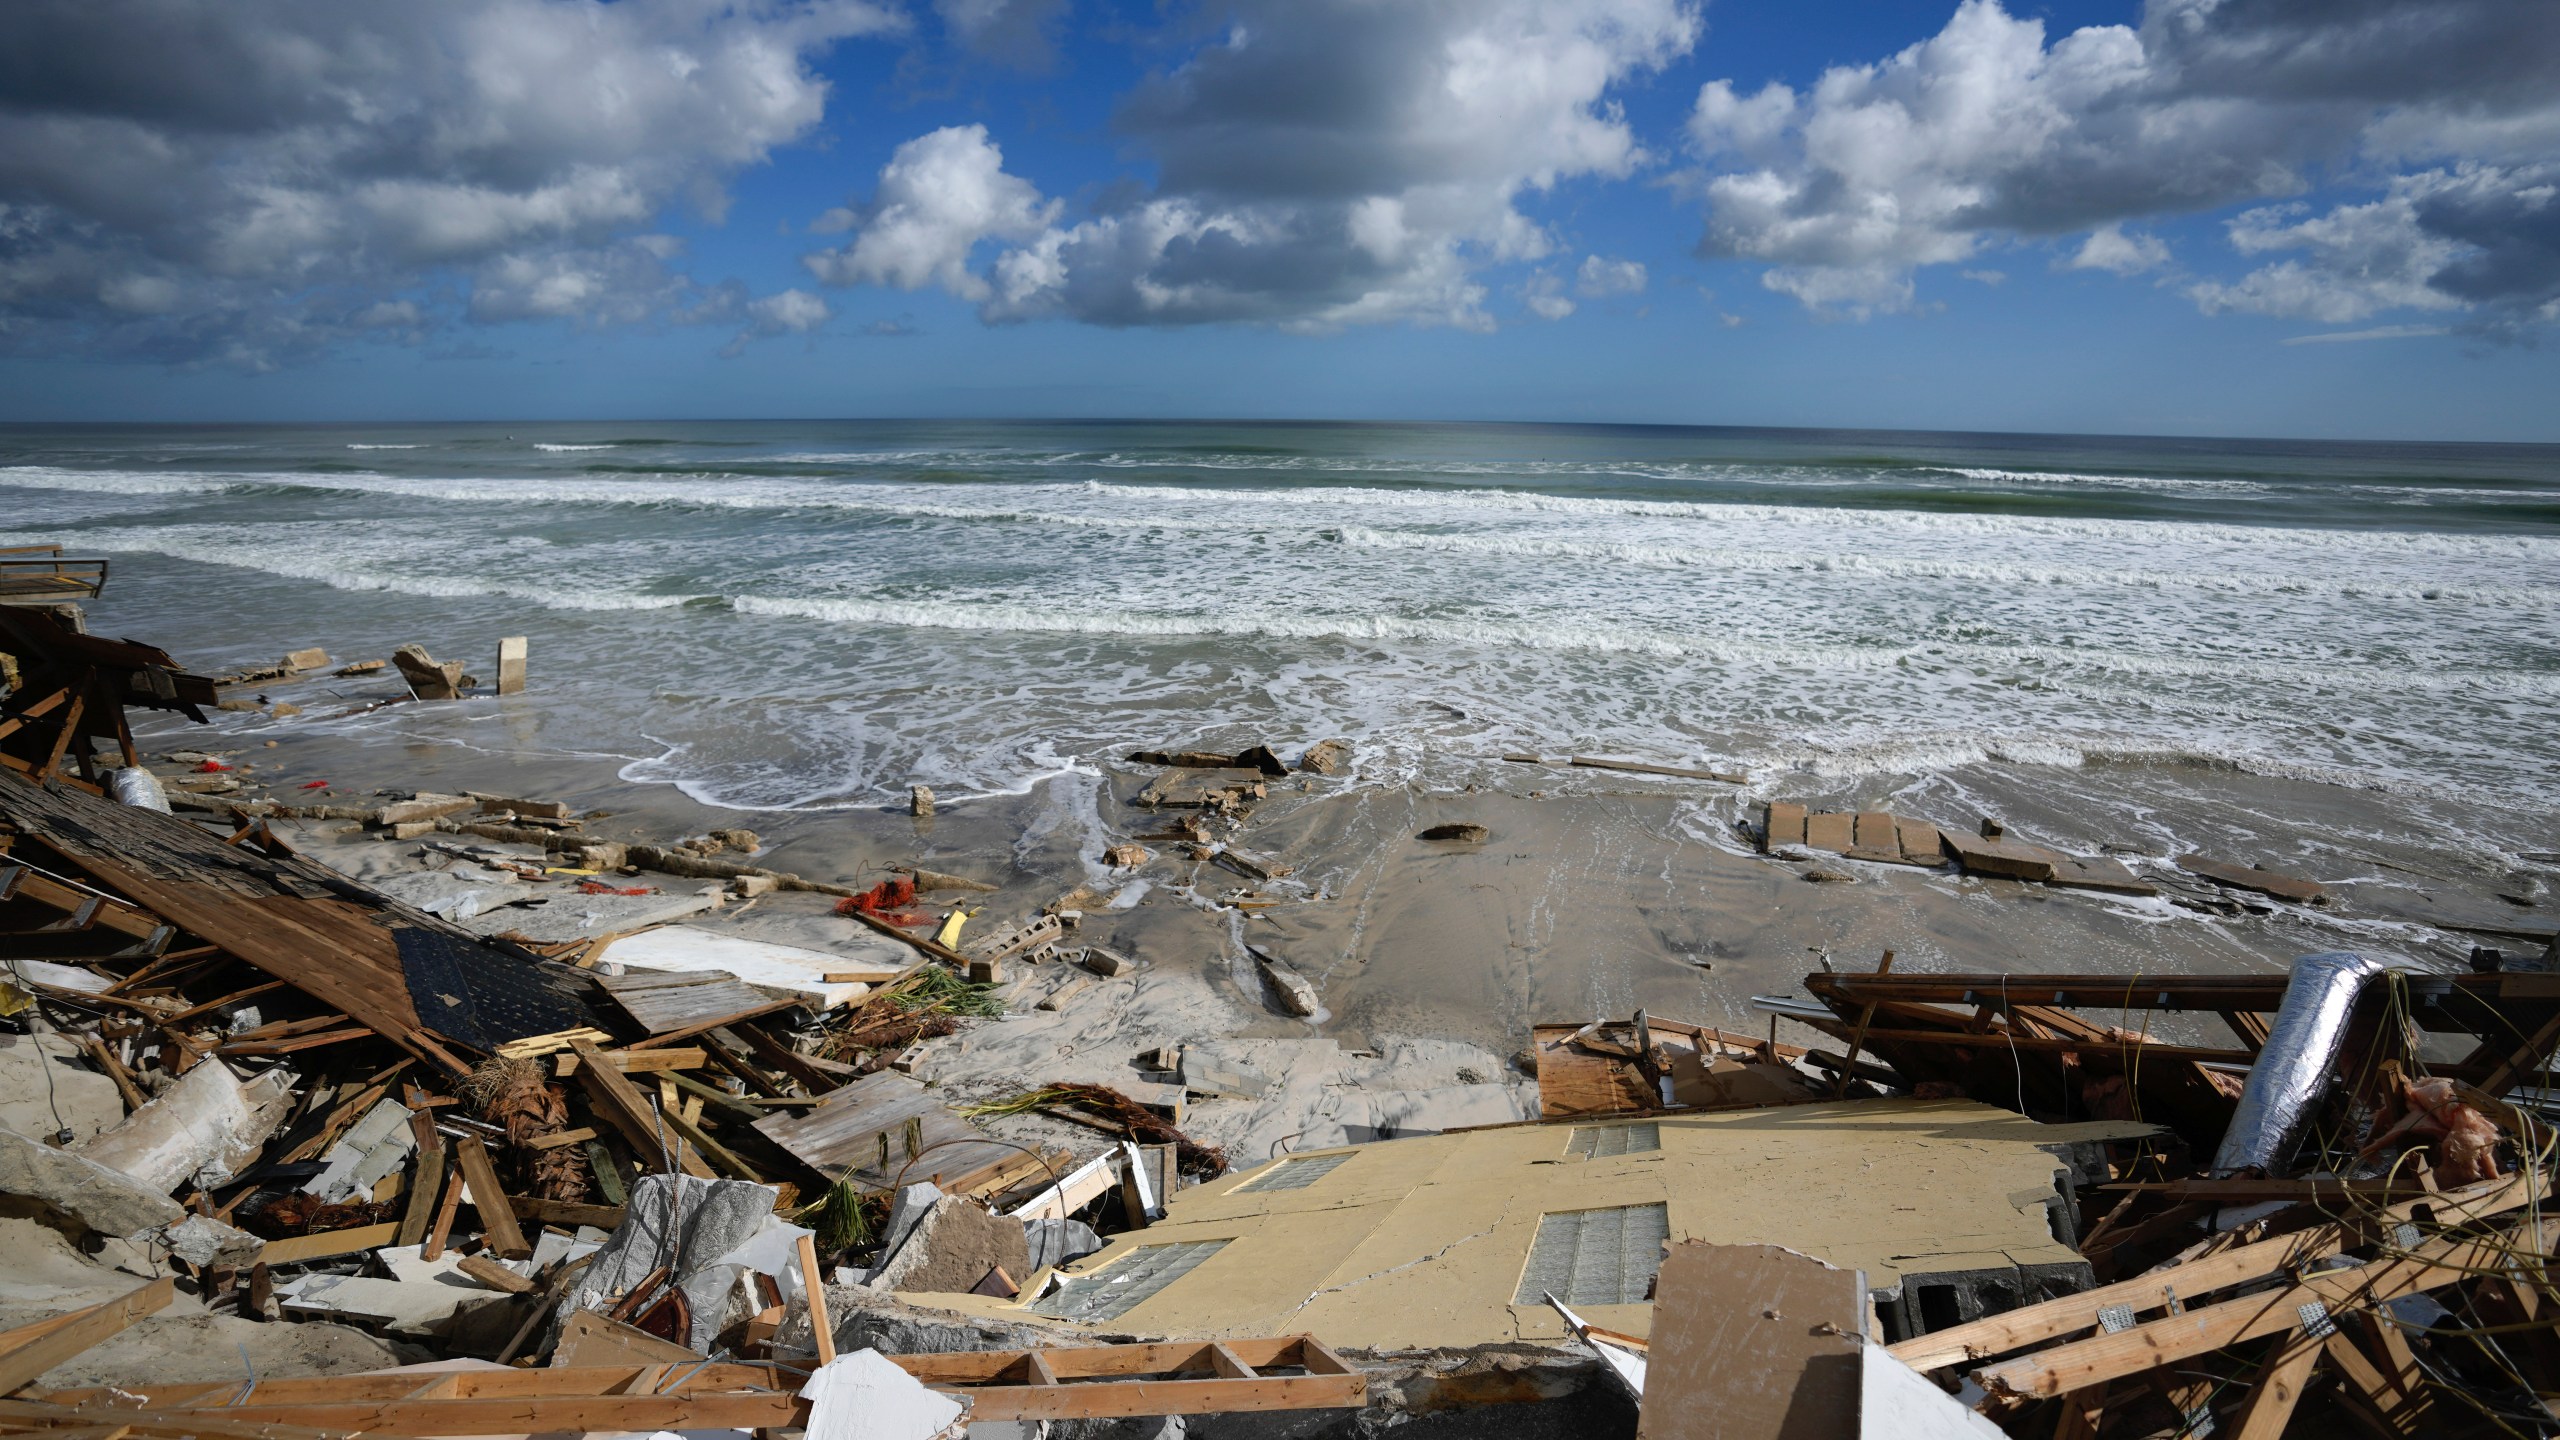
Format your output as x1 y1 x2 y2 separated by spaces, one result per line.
131 660 2558 1165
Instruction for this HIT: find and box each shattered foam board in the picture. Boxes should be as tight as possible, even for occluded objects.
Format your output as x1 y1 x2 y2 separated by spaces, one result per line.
598 925 907 1010
800 1349 968 1440
279 1244 491 1335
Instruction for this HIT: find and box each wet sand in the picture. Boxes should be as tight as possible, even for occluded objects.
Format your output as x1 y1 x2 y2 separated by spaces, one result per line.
138 663 2557 1118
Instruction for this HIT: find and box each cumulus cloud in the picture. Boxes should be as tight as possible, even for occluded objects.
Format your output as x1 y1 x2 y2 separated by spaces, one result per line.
717 287 832 357
815 0 1699 330
2068 225 2171 275
1683 0 2560 329
1577 255 1648 296
2189 177 2475 322
804 126 1058 300
0 0 896 365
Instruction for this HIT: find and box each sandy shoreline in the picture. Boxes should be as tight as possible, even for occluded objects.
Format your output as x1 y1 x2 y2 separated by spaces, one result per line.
130 646 2559 1153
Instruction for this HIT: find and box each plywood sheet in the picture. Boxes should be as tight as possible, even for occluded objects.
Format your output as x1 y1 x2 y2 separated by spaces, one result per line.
596 968 778 1035
1530 1023 1656 1117
754 1070 1017 1190
1638 1243 1863 1440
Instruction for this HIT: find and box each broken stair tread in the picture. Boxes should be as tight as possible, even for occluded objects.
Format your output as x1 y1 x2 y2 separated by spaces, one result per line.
1939 829 2064 881
1764 802 1808 848
1802 813 1856 853
2175 854 2328 904
2047 855 2158 896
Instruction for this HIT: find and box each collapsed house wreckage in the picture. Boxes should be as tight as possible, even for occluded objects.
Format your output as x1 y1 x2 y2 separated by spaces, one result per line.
5 581 2560 1437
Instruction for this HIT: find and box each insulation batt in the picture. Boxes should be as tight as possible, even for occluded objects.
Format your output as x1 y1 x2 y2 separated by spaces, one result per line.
2366 1075 2506 1187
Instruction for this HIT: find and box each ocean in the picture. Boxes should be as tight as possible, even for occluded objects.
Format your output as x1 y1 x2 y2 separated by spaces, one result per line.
6 419 2558 845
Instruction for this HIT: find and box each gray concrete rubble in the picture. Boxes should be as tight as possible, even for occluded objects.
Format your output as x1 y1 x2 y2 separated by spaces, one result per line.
0 1121 188 1238
75 1059 294 1193
865 1195 1030 1296
163 1212 264 1268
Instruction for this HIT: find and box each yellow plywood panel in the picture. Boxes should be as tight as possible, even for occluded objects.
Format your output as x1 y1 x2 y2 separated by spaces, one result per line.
917 1100 2153 1352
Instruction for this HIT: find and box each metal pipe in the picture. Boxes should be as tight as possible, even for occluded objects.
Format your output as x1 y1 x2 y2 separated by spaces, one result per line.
2210 951 2406 1177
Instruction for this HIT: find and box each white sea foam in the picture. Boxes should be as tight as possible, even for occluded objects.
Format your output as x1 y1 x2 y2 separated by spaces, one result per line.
17 429 2559 817
346 443 424 450
1329 526 2560 604
531 442 619 451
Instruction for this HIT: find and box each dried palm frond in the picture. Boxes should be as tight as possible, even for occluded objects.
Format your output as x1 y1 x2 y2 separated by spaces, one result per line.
462 1054 591 1203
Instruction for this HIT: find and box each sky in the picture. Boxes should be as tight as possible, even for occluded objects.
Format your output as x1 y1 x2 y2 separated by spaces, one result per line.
2 0 2557 440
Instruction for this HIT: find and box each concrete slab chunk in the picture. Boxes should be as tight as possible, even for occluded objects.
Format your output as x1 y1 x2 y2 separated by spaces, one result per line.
0 1123 186 1239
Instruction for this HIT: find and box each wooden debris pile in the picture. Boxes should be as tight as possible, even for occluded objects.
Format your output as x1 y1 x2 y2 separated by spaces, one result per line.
0 612 1226 1389
0 1278 1367 1435
1707 946 2560 1436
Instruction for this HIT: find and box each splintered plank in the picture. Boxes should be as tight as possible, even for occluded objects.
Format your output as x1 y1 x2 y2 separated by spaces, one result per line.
2176 854 2327 905
752 1070 1015 1189
596 969 778 1036
1568 756 1747 784
1762 802 1807 849
1888 1170 2543 1373
0 1280 174 1394
260 1222 401 1265
567 1039 715 1179
1977 1214 2557 1402
450 1134 531 1260
1801 812 1855 854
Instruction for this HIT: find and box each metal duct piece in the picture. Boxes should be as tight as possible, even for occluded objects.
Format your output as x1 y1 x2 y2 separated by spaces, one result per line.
2210 950 2405 1177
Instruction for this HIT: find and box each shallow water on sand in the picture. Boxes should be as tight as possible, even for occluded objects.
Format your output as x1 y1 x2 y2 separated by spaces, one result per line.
8 420 2558 869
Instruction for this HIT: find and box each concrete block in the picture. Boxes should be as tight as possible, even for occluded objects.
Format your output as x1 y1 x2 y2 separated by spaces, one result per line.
495 636 527 695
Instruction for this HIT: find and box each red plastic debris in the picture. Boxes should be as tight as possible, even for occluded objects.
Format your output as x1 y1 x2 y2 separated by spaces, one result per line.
835 875 916 914
833 875 924 923
195 760 231 772
300 780 330 790
577 880 654 897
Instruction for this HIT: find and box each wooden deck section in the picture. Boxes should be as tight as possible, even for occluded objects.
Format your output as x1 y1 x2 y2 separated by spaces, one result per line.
0 548 107 604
